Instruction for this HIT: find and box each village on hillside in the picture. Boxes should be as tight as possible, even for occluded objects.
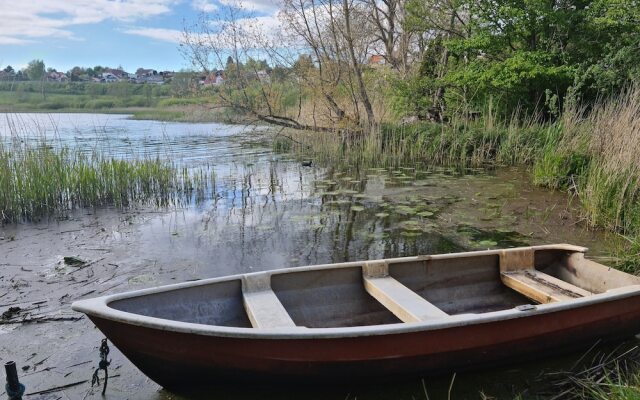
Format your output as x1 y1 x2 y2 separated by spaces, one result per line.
0 65 226 86
0 54 389 87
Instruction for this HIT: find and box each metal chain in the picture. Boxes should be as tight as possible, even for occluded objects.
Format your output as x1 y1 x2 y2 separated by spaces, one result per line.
91 338 111 395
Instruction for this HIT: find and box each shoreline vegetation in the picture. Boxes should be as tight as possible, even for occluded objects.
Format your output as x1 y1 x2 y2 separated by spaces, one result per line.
0 132 217 224
278 87 640 230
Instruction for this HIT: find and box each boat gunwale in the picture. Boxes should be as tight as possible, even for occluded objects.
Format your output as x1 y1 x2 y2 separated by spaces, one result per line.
71 244 640 339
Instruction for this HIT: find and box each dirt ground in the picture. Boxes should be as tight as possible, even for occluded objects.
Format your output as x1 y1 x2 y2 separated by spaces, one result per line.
0 208 212 399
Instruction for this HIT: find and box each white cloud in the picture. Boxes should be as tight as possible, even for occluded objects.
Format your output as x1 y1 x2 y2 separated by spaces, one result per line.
0 0 176 44
0 36 33 45
219 0 282 13
122 27 183 43
192 0 218 12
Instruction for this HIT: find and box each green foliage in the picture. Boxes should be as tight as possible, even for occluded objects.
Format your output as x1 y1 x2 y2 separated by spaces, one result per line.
24 59 45 81
391 37 446 118
404 0 640 118
0 81 173 111
84 99 116 109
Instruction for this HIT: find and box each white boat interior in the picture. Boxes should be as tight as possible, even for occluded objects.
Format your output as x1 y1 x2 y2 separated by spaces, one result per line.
108 245 640 330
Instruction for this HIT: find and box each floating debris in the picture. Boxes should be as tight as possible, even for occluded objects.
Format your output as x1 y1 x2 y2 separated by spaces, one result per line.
2 306 21 320
63 256 86 266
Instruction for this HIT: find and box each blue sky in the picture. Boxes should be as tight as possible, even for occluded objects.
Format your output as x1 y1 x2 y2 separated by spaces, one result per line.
0 0 280 73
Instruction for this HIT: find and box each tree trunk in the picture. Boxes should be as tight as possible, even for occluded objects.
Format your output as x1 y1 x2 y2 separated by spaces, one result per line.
343 0 375 128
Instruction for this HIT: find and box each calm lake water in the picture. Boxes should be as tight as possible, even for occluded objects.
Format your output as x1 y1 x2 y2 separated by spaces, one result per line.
0 113 629 399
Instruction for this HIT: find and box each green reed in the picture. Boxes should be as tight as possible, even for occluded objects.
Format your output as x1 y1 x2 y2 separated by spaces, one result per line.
0 139 206 223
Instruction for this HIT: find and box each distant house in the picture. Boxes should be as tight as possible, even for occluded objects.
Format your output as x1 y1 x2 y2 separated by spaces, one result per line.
159 71 175 80
368 55 386 66
103 68 130 81
134 68 166 84
0 71 15 81
255 70 270 83
101 72 119 83
136 68 156 77
201 70 225 86
47 71 68 82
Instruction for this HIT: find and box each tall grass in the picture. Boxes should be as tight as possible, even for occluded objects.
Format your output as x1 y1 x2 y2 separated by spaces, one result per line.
0 139 210 223
279 105 558 169
533 86 640 235
536 344 640 400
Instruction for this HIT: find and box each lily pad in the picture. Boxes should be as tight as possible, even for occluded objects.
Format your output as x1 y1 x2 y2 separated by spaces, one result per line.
325 199 352 206
367 232 389 240
477 240 498 247
395 205 418 215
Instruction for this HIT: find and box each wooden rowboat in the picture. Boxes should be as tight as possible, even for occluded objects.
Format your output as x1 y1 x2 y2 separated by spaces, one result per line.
72 244 640 389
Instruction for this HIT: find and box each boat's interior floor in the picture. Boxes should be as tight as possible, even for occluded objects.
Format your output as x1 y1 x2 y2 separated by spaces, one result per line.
110 246 640 329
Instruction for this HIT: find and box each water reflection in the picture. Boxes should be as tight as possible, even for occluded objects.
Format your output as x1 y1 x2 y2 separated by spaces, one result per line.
134 156 614 280
0 113 269 166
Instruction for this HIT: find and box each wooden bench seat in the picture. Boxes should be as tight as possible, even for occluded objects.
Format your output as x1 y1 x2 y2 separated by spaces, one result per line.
501 269 592 304
242 274 296 329
499 248 592 304
363 261 448 323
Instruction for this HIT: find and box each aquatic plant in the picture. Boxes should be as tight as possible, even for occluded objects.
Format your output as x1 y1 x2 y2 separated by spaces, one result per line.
0 139 206 223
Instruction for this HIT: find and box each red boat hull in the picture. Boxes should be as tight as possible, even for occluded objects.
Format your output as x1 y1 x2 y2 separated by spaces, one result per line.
89 295 640 389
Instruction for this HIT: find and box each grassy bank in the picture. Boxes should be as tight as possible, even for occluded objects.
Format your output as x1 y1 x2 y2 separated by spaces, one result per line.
0 139 214 223
0 82 229 123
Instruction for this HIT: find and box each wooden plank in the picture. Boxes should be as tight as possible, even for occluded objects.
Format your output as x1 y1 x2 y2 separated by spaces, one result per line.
501 269 592 304
242 273 296 329
364 276 448 323
243 290 296 329
499 249 535 272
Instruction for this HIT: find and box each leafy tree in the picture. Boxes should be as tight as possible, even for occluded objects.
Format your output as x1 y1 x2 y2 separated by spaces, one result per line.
171 71 198 97
401 0 640 118
3 65 14 74
25 59 45 81
270 66 289 83
244 58 269 72
68 66 84 82
570 0 640 101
